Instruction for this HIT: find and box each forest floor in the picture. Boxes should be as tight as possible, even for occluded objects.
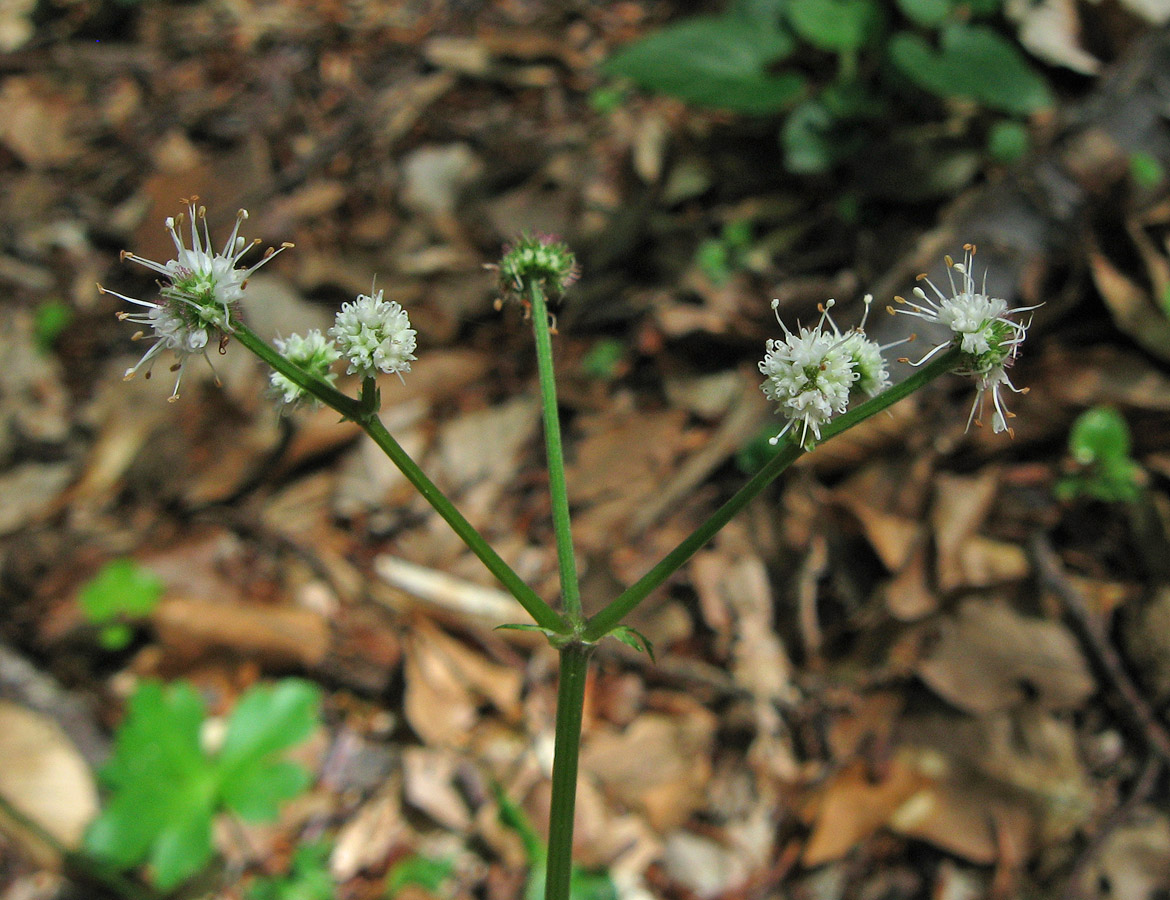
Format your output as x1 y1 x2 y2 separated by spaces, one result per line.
2 2 1170 899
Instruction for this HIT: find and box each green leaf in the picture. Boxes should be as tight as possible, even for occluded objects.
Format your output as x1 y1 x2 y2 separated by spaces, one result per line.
33 300 73 353
603 16 805 115
988 120 1030 163
251 843 335 900
385 855 454 897
221 760 312 822
1069 407 1132 464
219 679 320 770
79 558 164 625
786 0 882 52
86 679 321 890
607 626 655 662
895 0 952 26
889 24 1052 114
85 682 212 871
150 810 215 890
1130 151 1165 189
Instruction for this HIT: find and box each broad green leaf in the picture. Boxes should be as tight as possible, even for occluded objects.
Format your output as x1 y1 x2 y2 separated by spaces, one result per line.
895 0 952 26
787 0 882 52
219 679 320 769
86 679 321 890
221 760 312 822
729 0 789 25
889 24 1052 114
150 809 215 891
603 16 805 115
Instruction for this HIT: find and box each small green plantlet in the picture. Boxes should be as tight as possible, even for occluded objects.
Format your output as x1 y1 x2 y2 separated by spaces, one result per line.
988 120 1030 165
603 0 1047 174
580 338 626 380
249 842 335 900
385 854 455 897
588 86 627 115
696 220 754 285
493 786 617 900
1129 151 1165 190
78 558 164 651
1055 407 1143 504
33 300 73 354
85 678 321 890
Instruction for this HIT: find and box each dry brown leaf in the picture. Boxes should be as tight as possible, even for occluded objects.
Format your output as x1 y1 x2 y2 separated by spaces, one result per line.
152 596 331 669
1088 242 1170 364
802 755 929 866
0 78 80 168
403 617 523 748
330 778 410 881
0 702 98 866
402 747 473 831
917 600 1094 713
932 470 1000 593
1079 807 1170 900
581 709 716 831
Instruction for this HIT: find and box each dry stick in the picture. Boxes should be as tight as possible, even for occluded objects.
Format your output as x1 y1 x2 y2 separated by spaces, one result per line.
1059 754 1161 900
1030 535 1170 765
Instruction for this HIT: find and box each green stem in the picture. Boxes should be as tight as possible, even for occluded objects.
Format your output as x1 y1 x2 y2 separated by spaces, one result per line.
583 347 963 641
544 642 591 900
232 323 568 635
527 282 583 624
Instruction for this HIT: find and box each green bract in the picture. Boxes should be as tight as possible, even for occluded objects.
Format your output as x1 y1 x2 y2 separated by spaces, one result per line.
85 679 320 890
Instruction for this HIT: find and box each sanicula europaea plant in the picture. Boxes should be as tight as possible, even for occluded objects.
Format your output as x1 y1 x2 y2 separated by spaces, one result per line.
99 203 1036 899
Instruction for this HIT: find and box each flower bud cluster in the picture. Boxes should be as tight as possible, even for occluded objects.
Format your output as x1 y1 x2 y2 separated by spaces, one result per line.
759 297 889 450
497 233 580 302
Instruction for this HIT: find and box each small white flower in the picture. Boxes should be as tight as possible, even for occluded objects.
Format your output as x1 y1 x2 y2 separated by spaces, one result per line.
98 199 292 401
759 300 858 450
329 288 417 379
836 295 890 399
889 244 1037 436
270 330 342 406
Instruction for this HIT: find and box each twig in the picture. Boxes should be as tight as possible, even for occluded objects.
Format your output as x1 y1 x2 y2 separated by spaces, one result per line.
1031 534 1170 765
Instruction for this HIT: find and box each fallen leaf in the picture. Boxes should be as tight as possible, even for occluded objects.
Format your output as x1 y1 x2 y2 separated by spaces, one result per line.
0 702 99 865
917 600 1094 713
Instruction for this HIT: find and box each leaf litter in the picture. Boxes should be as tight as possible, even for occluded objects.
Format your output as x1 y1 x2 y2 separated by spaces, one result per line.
2 4 1170 900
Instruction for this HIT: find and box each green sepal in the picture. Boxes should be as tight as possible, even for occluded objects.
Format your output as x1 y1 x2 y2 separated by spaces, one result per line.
604 626 655 662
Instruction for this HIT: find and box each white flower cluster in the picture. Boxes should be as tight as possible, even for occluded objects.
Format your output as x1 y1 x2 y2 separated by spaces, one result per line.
103 202 420 407
329 289 417 380
890 244 1037 435
99 200 291 400
759 297 889 450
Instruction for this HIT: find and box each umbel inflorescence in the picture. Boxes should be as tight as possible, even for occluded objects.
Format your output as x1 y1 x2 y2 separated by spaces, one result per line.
759 296 890 450
761 245 1035 448
102 201 416 406
889 244 1037 436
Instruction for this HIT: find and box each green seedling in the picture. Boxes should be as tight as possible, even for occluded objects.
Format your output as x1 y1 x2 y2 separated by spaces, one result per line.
696 220 754 285
385 854 455 897
1055 407 1143 504
249 842 335 900
85 678 321 890
603 0 1049 173
580 338 626 380
78 558 164 651
494 786 617 900
33 300 73 354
